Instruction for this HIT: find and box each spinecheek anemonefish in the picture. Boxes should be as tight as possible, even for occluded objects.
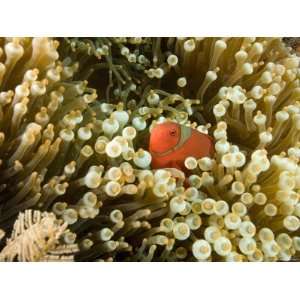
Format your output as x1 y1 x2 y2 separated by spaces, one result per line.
149 122 214 171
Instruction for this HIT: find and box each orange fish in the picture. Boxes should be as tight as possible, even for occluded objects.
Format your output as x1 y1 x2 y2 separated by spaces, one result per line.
149 122 214 171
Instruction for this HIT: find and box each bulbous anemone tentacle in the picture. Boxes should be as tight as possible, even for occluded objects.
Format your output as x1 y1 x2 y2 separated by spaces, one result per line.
0 37 299 262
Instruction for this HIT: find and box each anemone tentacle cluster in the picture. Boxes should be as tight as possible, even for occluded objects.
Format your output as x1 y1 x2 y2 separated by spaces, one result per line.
0 37 299 262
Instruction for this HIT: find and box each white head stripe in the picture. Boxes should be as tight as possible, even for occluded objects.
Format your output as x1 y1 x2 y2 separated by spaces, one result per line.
152 125 192 157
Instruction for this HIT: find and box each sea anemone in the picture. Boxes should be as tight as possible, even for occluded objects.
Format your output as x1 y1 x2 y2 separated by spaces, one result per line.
0 209 78 261
0 37 299 262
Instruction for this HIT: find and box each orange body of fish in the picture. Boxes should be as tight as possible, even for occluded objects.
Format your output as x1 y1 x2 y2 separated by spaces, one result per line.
149 122 214 171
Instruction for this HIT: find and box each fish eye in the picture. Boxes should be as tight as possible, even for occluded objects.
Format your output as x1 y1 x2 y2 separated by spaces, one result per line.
170 129 177 136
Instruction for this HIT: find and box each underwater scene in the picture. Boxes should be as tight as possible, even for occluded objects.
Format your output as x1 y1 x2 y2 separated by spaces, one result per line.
0 37 299 262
